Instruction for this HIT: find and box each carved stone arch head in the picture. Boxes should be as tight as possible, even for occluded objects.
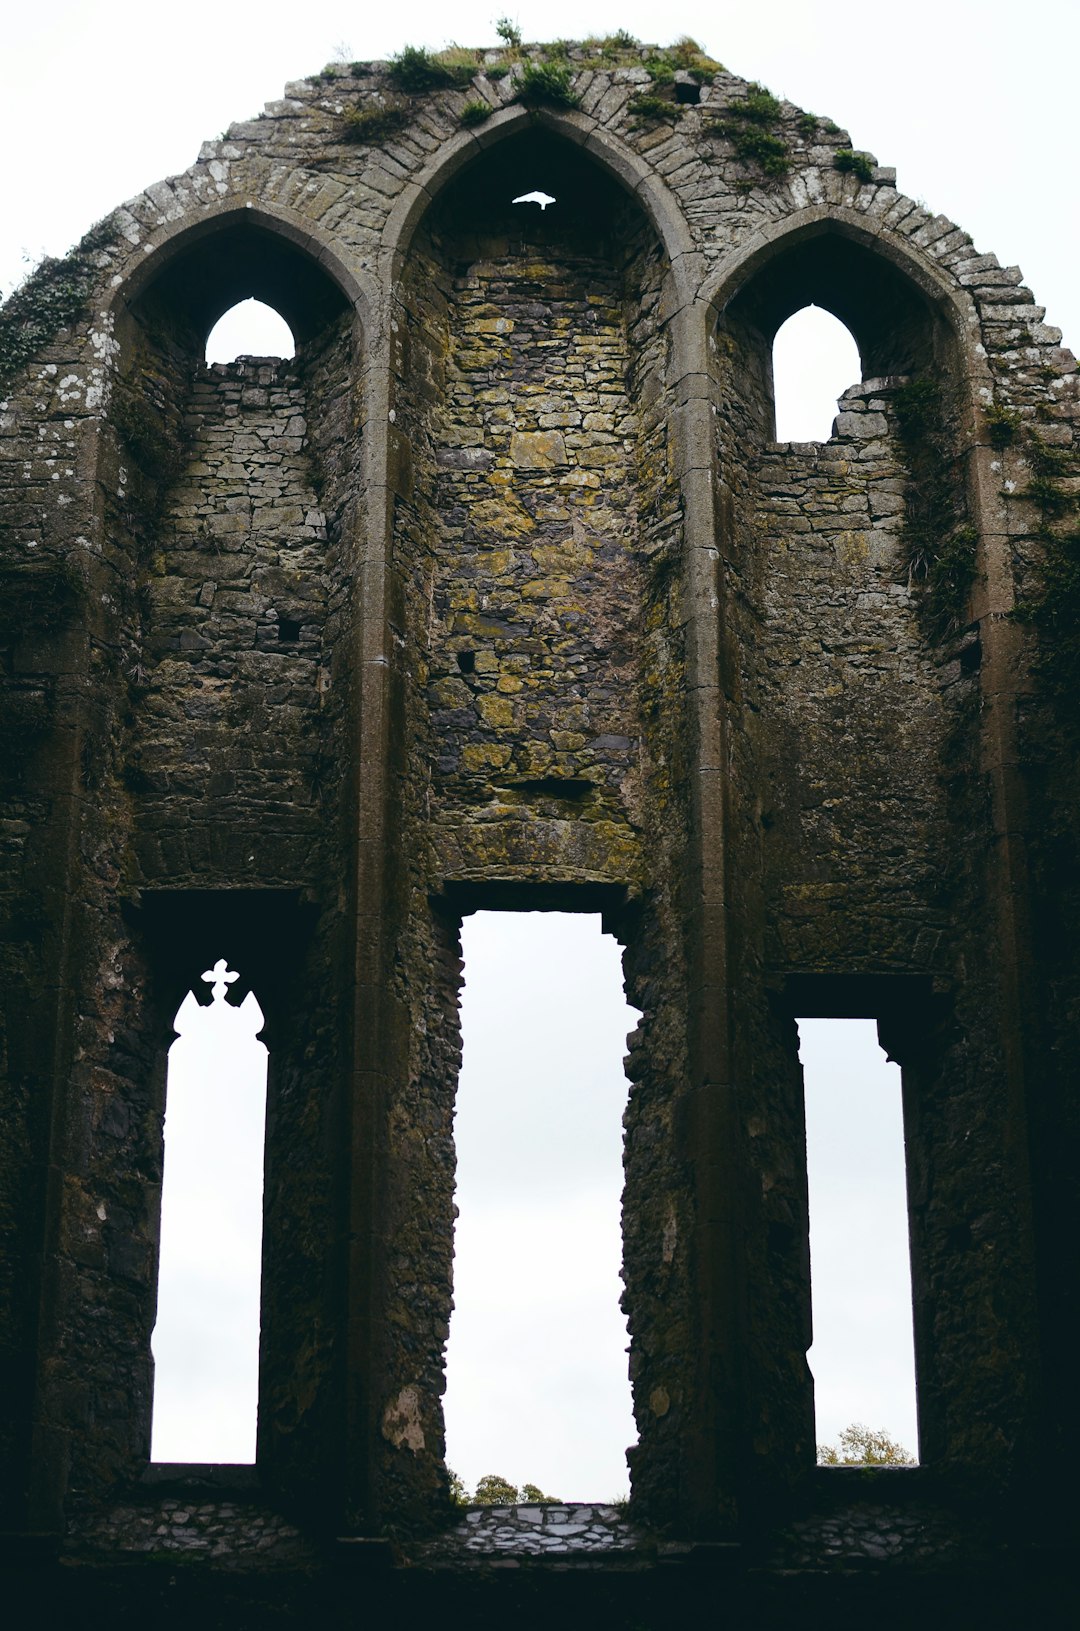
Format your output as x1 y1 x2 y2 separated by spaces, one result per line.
702 205 989 401
107 200 375 355
380 104 696 308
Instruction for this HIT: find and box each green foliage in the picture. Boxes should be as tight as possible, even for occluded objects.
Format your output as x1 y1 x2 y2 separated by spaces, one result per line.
342 100 410 143
1023 472 1077 522
0 216 120 392
795 111 819 139
473 1473 523 1505
818 1423 915 1466
629 93 681 126
518 61 579 108
667 35 705 66
387 43 474 93
495 17 522 48
541 40 570 62
109 381 186 482
709 120 790 177
891 376 940 439
452 1471 560 1504
706 83 790 177
386 44 441 91
1027 437 1073 482
733 82 782 123
834 148 875 184
666 36 723 81
915 523 980 630
985 401 1023 449
1020 435 1077 530
436 46 483 81
1020 527 1080 697
644 56 675 85
459 98 493 127
576 33 721 80
486 65 509 81
1012 430 1080 715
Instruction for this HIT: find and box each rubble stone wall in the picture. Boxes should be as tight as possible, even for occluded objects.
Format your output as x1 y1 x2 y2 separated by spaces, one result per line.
0 40 1075 1600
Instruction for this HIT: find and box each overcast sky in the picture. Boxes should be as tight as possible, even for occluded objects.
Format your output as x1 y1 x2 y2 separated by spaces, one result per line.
4 0 1077 350
7 0 1072 1494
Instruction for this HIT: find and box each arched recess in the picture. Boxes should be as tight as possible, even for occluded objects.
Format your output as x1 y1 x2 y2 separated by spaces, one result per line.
104 206 365 878
369 117 696 1527
704 210 999 1493
381 105 696 297
95 210 369 1502
708 217 972 442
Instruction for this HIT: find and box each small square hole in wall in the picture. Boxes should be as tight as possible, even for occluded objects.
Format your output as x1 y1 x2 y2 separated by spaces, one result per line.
278 619 302 644
675 82 701 105
457 650 476 674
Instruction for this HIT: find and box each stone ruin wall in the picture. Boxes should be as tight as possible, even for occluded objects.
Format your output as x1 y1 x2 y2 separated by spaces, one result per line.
0 40 1077 1598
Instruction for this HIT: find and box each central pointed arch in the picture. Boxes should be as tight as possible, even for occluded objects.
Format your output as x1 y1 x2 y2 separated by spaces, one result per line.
381 106 694 304
367 96 702 1526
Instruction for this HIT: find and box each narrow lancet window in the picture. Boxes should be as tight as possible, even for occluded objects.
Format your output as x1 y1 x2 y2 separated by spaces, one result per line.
799 1017 919 1464
772 305 861 442
150 960 267 1463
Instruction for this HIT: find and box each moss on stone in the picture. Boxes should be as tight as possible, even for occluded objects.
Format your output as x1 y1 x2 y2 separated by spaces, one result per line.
387 44 476 93
630 93 682 127
0 216 120 391
704 84 790 178
459 99 493 128
517 61 579 108
891 378 978 637
342 100 410 144
834 148 876 184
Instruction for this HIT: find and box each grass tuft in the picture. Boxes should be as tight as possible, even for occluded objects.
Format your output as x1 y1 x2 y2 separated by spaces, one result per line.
834 148 875 184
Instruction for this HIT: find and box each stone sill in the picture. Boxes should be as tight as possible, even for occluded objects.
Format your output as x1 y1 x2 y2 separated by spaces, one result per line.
141 1463 260 1492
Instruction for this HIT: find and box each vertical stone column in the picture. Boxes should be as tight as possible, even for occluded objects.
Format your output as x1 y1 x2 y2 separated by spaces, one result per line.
669 293 747 1536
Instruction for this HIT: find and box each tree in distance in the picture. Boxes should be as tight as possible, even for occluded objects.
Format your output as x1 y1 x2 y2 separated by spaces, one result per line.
817 1423 915 1465
448 1470 560 1505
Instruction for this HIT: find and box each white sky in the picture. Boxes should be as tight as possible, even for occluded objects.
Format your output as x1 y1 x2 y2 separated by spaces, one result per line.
4 0 1077 353
12 0 1067 1489
444 914 638 1499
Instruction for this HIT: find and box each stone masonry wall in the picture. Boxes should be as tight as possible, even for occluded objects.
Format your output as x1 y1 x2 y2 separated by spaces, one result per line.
131 360 330 886
423 200 647 884
757 383 955 973
0 39 1077 1577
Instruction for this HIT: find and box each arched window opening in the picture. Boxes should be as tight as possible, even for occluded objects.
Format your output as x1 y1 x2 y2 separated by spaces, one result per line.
151 959 267 1464
205 298 295 364
444 912 639 1501
773 306 861 443
798 1017 919 1465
